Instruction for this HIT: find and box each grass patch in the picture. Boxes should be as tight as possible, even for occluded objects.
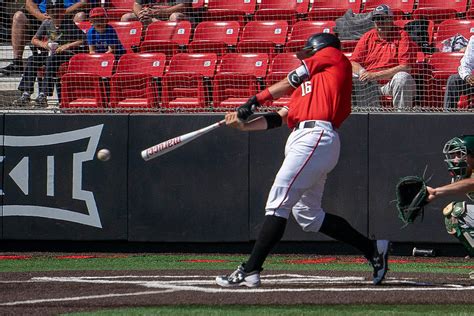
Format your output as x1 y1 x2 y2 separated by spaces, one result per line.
65 304 474 316
0 254 471 274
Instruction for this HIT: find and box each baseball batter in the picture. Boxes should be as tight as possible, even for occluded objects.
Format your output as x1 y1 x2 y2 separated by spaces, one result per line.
216 33 390 288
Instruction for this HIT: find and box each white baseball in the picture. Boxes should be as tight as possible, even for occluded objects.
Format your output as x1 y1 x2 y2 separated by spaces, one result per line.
97 149 111 161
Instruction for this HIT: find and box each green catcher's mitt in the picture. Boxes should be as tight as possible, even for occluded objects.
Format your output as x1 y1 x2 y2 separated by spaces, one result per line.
395 175 429 226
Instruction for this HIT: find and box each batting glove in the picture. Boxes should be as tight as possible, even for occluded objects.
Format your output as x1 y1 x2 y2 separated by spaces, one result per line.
237 96 260 121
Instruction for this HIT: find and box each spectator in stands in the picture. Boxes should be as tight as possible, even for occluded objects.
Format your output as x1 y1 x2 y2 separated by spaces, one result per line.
120 0 192 25
87 7 125 58
65 0 101 22
65 0 87 22
444 36 474 109
350 4 416 109
0 0 49 76
12 0 86 107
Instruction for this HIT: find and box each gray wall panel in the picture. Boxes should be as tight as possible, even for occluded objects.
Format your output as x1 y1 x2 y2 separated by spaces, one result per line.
128 115 249 242
2 114 128 240
368 113 474 243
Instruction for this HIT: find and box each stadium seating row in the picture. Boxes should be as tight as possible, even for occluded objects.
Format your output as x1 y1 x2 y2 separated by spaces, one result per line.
59 51 467 110
105 0 474 23
60 52 299 109
77 19 474 58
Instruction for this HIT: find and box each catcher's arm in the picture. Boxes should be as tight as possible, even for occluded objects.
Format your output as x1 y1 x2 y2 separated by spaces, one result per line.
427 178 474 201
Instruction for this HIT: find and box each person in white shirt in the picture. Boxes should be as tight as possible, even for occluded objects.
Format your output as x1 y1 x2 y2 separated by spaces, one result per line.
444 36 474 109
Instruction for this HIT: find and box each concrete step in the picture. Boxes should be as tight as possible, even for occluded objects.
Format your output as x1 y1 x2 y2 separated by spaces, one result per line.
0 45 33 68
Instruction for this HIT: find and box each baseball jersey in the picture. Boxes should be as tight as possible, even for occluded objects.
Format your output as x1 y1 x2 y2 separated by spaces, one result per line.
350 28 416 71
87 25 126 57
286 47 352 129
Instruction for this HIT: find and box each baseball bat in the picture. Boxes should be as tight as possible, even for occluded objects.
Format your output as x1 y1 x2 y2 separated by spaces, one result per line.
141 119 226 161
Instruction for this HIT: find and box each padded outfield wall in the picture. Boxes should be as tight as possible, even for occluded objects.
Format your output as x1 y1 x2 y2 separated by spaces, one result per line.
0 113 471 245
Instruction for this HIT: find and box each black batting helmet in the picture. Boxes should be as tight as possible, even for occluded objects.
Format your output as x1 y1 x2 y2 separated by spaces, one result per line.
296 33 341 60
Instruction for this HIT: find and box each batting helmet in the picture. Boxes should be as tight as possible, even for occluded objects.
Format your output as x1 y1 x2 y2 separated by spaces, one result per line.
443 135 474 181
296 33 341 60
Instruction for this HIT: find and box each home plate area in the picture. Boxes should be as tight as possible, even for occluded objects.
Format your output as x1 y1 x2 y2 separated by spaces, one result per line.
1 270 474 311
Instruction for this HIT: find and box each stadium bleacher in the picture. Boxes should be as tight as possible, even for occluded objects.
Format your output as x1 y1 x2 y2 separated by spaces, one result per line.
1 0 474 109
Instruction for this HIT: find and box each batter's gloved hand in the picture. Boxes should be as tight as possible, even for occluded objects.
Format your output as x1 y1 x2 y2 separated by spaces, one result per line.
237 96 260 121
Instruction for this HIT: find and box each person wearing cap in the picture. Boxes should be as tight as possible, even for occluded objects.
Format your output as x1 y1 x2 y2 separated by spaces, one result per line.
120 0 192 25
87 7 125 58
350 4 417 109
13 0 86 107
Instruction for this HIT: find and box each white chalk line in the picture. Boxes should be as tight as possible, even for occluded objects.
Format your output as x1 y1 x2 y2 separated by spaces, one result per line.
1 274 473 306
0 289 176 306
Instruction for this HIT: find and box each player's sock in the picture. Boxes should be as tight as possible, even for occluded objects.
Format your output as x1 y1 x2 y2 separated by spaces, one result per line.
319 213 374 258
244 215 287 273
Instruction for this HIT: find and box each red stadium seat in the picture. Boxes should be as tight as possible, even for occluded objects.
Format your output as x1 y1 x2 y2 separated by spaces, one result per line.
161 53 218 109
254 0 311 26
427 52 464 107
192 0 205 8
266 53 301 107
467 9 474 19
188 21 240 56
309 0 362 21
413 0 468 25
237 21 288 58
363 0 415 16
434 20 474 51
61 53 115 108
140 20 192 59
205 0 257 24
109 53 166 109
106 0 135 21
285 21 336 52
109 21 143 54
213 53 269 108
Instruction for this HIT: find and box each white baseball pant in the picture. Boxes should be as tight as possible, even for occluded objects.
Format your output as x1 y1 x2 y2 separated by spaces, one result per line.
265 120 340 232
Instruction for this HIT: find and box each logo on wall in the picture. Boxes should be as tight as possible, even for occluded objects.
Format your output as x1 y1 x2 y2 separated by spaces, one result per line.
0 125 103 228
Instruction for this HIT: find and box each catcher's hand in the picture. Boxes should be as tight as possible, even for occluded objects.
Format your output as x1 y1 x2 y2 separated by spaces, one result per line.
395 175 429 226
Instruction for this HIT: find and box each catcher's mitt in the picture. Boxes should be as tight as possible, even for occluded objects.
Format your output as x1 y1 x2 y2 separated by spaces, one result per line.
395 175 429 226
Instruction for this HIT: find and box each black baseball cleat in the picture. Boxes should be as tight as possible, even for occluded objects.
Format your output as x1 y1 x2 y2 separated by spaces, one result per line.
215 264 261 288
368 239 390 285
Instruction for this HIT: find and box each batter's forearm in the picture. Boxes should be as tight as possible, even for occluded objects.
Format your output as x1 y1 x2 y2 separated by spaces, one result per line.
243 116 268 131
268 78 295 100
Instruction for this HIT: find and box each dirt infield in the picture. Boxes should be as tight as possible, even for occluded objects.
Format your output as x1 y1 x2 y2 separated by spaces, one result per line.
1 269 473 315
